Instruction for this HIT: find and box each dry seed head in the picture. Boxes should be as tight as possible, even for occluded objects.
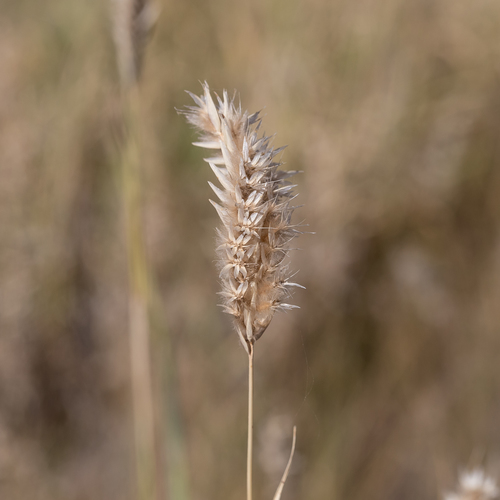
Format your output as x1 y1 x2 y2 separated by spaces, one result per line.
444 469 499 500
112 0 158 87
182 83 302 353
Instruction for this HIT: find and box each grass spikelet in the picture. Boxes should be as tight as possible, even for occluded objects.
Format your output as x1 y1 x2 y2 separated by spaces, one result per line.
445 469 499 500
182 83 302 354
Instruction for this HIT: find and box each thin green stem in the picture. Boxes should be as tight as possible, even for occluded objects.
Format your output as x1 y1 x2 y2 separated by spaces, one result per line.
122 88 158 500
247 344 254 500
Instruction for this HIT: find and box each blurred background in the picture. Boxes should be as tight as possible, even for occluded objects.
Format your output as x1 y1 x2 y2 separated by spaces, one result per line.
2 0 500 499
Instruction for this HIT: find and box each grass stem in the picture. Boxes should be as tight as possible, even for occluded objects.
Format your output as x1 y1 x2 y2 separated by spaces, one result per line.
121 87 158 500
247 344 254 500
272 427 297 500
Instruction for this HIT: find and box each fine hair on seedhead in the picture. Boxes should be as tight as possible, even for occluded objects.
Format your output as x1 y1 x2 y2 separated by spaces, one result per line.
181 83 303 354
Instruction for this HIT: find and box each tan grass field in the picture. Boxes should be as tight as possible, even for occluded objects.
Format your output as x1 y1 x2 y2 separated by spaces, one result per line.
1 1 500 499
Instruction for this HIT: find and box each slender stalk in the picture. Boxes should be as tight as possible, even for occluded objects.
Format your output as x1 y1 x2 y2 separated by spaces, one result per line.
247 344 254 500
272 427 297 500
112 0 159 495
122 88 158 500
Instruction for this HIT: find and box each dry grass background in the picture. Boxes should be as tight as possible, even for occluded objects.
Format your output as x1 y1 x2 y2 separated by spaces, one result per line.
1 0 500 499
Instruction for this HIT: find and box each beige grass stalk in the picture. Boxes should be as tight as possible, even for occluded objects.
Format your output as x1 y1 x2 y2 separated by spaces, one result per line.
112 1 159 499
182 83 302 500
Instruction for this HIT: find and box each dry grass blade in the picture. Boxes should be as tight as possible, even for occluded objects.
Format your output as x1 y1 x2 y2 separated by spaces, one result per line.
272 426 297 500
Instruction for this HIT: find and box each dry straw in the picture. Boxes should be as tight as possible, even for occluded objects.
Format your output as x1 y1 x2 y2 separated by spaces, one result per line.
182 83 301 500
111 1 159 499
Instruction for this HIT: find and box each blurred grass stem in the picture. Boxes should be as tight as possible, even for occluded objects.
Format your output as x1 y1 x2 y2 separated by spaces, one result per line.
121 86 159 500
113 0 162 497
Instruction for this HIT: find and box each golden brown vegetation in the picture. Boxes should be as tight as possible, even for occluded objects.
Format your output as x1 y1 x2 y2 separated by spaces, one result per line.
1 0 500 499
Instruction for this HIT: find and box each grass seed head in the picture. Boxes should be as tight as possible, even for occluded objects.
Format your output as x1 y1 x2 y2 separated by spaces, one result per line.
182 83 302 353
445 469 499 500
112 0 158 87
